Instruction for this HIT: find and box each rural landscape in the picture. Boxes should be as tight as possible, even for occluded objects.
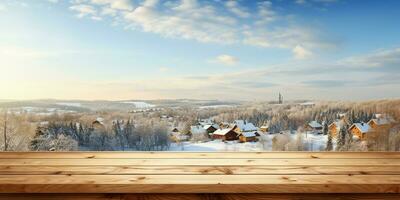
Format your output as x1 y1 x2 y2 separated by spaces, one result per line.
1 97 399 151
1 0 400 152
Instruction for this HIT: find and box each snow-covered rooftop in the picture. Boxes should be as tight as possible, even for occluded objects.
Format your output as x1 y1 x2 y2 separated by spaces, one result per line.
308 121 322 128
241 132 256 137
213 128 234 136
234 120 258 132
329 119 348 129
203 124 219 130
369 116 395 126
351 123 371 133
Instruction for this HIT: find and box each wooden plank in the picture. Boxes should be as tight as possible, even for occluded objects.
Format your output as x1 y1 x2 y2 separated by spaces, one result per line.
2 194 400 200
0 174 400 185
1 152 400 159
1 165 400 175
0 158 399 166
0 183 399 193
0 152 398 194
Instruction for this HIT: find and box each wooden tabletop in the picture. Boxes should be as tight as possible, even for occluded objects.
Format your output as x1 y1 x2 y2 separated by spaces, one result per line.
0 152 400 193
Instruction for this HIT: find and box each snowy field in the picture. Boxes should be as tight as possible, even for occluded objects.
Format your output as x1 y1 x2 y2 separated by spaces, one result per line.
122 101 156 108
56 102 82 107
198 105 236 109
169 133 329 151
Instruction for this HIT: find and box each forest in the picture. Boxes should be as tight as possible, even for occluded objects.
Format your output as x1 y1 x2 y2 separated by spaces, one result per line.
0 99 399 151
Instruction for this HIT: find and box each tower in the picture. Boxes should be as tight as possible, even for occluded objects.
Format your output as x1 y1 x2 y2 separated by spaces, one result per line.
278 92 283 104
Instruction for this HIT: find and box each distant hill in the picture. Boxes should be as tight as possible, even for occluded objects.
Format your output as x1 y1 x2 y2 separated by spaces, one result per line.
0 99 241 112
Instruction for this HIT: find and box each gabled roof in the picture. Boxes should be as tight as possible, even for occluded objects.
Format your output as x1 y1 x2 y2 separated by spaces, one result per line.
203 124 219 130
349 123 371 134
329 119 348 129
368 118 392 126
234 120 257 132
240 132 257 137
308 121 322 128
213 128 235 136
93 117 104 125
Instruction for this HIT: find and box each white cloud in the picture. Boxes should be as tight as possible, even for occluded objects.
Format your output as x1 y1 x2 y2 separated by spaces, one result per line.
215 54 238 66
47 0 59 3
173 0 198 11
67 0 333 59
91 15 102 21
225 1 250 18
339 48 400 68
292 45 313 59
69 4 97 18
90 0 133 11
143 0 159 7
101 7 117 16
124 0 238 44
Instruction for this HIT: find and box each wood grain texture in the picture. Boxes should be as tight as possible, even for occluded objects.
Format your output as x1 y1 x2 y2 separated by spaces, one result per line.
0 152 399 194
2 165 400 175
1 158 399 166
2 194 400 200
1 152 400 159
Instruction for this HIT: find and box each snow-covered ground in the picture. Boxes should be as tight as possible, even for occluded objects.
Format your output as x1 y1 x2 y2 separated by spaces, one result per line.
169 132 329 151
169 140 265 151
198 105 236 109
122 101 156 108
56 102 82 107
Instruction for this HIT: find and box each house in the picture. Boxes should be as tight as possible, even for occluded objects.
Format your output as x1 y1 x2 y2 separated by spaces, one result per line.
328 119 349 137
92 117 105 130
348 122 371 139
233 120 258 133
219 122 230 129
239 132 257 143
212 128 238 141
306 121 323 133
259 125 269 132
203 124 218 137
368 116 393 129
368 118 390 129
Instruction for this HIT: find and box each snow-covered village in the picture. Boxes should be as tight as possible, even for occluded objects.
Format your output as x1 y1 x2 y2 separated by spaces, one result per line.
1 97 399 152
2 0 400 153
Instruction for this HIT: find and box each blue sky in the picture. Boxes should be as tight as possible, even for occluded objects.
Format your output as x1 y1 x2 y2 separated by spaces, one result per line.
0 0 400 101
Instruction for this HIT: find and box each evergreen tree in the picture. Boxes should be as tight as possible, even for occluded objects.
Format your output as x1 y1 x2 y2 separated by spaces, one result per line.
322 120 329 135
345 125 353 146
325 133 333 151
337 126 346 151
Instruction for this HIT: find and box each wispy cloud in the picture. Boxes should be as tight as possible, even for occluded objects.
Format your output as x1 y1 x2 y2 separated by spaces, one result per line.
292 45 313 59
214 54 238 66
90 0 133 11
302 80 349 88
66 0 334 59
225 0 250 18
339 48 400 68
69 4 97 18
